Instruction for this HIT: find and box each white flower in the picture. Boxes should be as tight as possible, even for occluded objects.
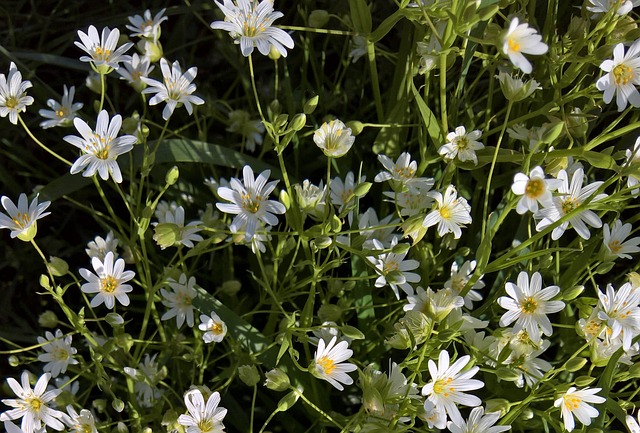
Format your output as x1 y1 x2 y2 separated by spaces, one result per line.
535 168 607 240
126 9 168 41
626 136 640 194
216 165 286 241
421 350 483 426
367 238 420 299
439 126 484 164
85 231 119 261
141 58 205 120
75 25 133 73
61 406 97 433
348 35 368 63
312 336 357 391
157 205 204 248
444 260 485 309
422 185 472 239
627 410 640 433
587 0 640 17
447 406 511 433
39 85 83 129
117 53 154 91
410 286 464 322
358 208 399 249
0 371 65 433
126 354 164 407
508 124 547 150
161 273 198 328
0 62 34 124
374 152 419 185
416 22 446 74
330 171 366 215
210 0 294 57
199 312 227 343
227 110 264 152
295 179 327 220
79 251 135 309
64 110 137 183
596 282 640 351
596 40 640 112
502 17 548 73
313 119 355 158
554 387 605 432
0 193 50 242
511 166 563 214
603 219 640 259
497 271 565 341
37 329 78 378
383 177 435 217
178 389 227 433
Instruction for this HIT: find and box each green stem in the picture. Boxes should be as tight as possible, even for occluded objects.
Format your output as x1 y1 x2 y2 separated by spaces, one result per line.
18 115 72 166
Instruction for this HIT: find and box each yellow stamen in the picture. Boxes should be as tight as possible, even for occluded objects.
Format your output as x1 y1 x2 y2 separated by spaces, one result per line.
317 356 336 375
101 276 118 293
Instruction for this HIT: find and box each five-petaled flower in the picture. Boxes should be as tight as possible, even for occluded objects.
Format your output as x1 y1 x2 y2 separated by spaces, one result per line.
161 273 198 328
39 85 83 129
439 126 484 165
210 0 294 57
554 387 605 432
199 312 228 343
75 25 133 74
178 388 228 433
511 166 563 214
312 336 357 391
502 17 548 74
0 62 34 124
37 329 78 378
0 193 51 242
596 40 640 112
422 185 472 239
79 251 135 309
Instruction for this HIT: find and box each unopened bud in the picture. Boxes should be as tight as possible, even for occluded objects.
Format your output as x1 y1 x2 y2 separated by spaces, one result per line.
38 310 58 328
47 257 69 277
303 95 319 114
309 10 330 28
165 166 179 186
238 364 261 386
264 368 290 391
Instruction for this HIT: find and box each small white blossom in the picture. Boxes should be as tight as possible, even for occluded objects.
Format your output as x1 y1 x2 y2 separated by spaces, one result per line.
312 336 357 391
596 40 640 112
127 354 164 407
627 410 640 433
75 25 133 73
348 35 367 63
374 152 419 186
161 273 198 328
126 9 168 42
447 406 511 433
587 0 640 17
603 220 640 259
37 330 78 378
61 406 97 433
422 185 472 239
117 53 154 91
0 62 34 124
502 17 548 73
227 110 264 152
79 251 135 309
367 238 420 299
313 119 355 158
554 387 605 432
0 193 50 242
444 260 485 309
178 389 227 433
439 126 484 165
210 0 294 57
39 85 83 129
85 231 119 261
0 371 65 433
141 58 205 120
157 205 204 248
596 282 640 351
496 72 541 101
199 312 227 343
511 166 563 214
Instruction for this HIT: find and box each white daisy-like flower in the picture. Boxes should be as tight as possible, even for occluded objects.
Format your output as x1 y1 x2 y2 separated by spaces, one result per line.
126 9 168 42
61 405 97 433
38 85 83 129
216 165 286 241
157 205 204 249
358 208 400 249
117 53 154 92
85 231 119 261
535 168 607 240
141 58 205 120
422 185 472 239
554 387 605 432
603 219 640 259
406 286 464 322
497 271 565 342
294 179 327 220
374 152 419 185
501 17 548 74
421 350 483 426
125 353 164 407
227 109 265 152
439 126 484 164
330 171 366 214
0 62 34 125
210 0 295 57
421 400 447 430
383 177 435 217
37 329 78 378
444 260 485 309
596 40 640 112
596 282 640 351
161 273 198 328
79 251 135 309
627 410 640 433
178 389 227 433
75 25 133 73
199 312 227 343
312 336 357 391
512 166 563 214
63 110 137 183
447 406 511 433
0 193 50 242
587 0 640 17
366 238 420 299
313 119 355 158
0 371 65 433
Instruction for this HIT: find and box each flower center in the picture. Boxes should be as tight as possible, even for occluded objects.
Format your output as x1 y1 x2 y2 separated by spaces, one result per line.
520 296 538 314
94 146 110 160
455 137 469 151
241 193 262 214
451 275 467 293
101 275 118 293
439 205 452 220
613 64 633 85
55 107 69 118
608 240 622 254
394 167 415 180
317 356 336 375
177 292 193 306
563 395 582 410
26 396 43 413
94 46 112 61
52 346 70 361
561 197 579 215
508 37 521 52
525 179 545 198
241 12 267 37
5 96 19 109
165 79 183 101
210 322 224 335
432 377 454 397
197 419 214 433
12 212 30 229
383 259 399 273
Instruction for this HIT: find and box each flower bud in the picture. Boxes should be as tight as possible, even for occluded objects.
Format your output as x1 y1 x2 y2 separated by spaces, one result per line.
220 280 241 296
264 368 290 391
143 40 164 63
345 120 364 135
239 364 261 386
153 222 181 250
309 10 330 28
165 166 179 186
38 310 58 328
268 45 282 60
289 113 306 131
47 256 69 277
303 95 319 114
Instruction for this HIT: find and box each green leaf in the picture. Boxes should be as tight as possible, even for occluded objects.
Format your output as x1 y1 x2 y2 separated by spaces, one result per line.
370 9 408 43
410 81 444 145
349 0 372 34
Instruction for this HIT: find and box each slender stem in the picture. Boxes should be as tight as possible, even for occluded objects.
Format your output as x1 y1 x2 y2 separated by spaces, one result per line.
19 115 72 166
99 72 106 112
